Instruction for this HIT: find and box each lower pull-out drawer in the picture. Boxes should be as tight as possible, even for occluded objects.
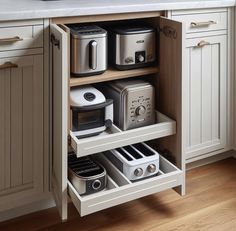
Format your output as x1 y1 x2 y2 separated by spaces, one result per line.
68 153 183 217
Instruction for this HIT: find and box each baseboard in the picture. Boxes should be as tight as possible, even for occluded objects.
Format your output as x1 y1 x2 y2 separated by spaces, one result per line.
185 147 233 163
186 150 236 170
0 193 55 223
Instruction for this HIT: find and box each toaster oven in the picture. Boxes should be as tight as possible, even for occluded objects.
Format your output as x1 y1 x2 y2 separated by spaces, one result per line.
101 79 155 131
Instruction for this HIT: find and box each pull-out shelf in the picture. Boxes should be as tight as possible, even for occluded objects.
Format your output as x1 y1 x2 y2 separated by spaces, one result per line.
70 111 176 157
68 153 183 216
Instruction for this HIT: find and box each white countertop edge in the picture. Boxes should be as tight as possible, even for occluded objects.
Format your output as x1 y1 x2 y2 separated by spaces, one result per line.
0 1 234 22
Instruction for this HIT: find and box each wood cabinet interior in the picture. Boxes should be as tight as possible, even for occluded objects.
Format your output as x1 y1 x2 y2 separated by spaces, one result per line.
65 14 182 168
63 13 182 178
70 66 159 86
51 11 184 220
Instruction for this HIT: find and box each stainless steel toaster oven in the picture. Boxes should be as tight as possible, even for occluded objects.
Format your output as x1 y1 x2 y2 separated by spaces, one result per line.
101 79 155 131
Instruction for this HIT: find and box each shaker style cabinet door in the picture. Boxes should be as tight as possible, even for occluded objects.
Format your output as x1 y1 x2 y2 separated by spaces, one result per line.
0 54 44 211
184 35 227 160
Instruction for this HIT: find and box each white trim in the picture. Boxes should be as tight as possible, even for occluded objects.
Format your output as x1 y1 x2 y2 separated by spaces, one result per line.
186 150 235 170
186 147 233 163
43 18 50 193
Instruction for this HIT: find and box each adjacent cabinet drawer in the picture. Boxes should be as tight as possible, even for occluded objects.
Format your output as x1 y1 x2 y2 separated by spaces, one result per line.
172 11 227 35
0 21 43 51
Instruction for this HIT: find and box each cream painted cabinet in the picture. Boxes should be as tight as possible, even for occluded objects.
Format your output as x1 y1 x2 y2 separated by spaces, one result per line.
171 8 232 162
0 19 52 222
0 54 44 212
50 13 185 221
184 35 227 160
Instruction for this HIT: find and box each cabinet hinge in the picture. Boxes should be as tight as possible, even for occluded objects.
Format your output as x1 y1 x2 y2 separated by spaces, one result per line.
158 26 177 39
51 34 60 49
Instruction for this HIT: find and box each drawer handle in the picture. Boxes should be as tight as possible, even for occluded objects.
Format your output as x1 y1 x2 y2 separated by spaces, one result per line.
196 40 210 48
190 20 217 28
0 36 23 43
0 62 18 69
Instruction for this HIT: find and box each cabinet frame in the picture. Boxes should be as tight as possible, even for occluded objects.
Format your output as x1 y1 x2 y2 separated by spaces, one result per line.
50 12 185 220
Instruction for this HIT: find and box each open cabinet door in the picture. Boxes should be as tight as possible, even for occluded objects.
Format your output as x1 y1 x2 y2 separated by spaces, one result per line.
158 17 186 195
50 24 69 220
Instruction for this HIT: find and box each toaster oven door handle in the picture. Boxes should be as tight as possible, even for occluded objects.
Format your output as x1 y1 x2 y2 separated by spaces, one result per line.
89 40 97 70
71 99 113 112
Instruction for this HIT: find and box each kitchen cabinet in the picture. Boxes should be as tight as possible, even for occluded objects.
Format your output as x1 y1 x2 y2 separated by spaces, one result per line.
184 35 227 160
171 8 231 162
50 12 185 220
0 19 49 215
0 53 44 211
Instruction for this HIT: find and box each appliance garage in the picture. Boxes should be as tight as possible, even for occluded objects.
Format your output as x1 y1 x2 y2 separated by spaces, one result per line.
50 11 184 220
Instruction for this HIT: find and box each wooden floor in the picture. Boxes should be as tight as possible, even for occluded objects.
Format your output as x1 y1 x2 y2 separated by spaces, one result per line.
1 158 236 231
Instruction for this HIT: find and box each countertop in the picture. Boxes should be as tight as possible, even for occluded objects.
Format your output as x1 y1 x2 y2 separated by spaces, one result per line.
0 0 235 21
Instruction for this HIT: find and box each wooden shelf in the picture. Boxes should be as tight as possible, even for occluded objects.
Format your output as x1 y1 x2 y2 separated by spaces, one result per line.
70 66 159 87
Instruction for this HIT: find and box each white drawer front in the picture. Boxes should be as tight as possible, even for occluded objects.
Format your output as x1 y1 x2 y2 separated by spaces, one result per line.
68 154 183 216
172 11 227 35
0 24 43 51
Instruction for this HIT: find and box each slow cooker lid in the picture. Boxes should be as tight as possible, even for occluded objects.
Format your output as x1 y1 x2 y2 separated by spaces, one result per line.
110 24 155 35
70 85 106 107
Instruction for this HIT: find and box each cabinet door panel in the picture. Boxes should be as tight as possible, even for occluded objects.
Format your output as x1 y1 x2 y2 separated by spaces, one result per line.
11 67 23 187
185 35 227 159
0 69 10 191
0 55 44 201
50 24 69 221
159 17 185 195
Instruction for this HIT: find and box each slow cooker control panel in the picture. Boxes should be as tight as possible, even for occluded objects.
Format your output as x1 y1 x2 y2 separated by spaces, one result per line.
135 51 146 64
135 105 146 116
126 89 154 130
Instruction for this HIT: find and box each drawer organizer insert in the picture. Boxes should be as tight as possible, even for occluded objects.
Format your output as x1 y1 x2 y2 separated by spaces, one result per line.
68 151 183 216
70 111 176 157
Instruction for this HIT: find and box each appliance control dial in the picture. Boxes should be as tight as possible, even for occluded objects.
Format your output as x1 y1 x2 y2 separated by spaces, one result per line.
135 105 146 116
138 55 145 62
147 164 156 173
134 168 143 177
92 180 101 190
84 92 96 101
